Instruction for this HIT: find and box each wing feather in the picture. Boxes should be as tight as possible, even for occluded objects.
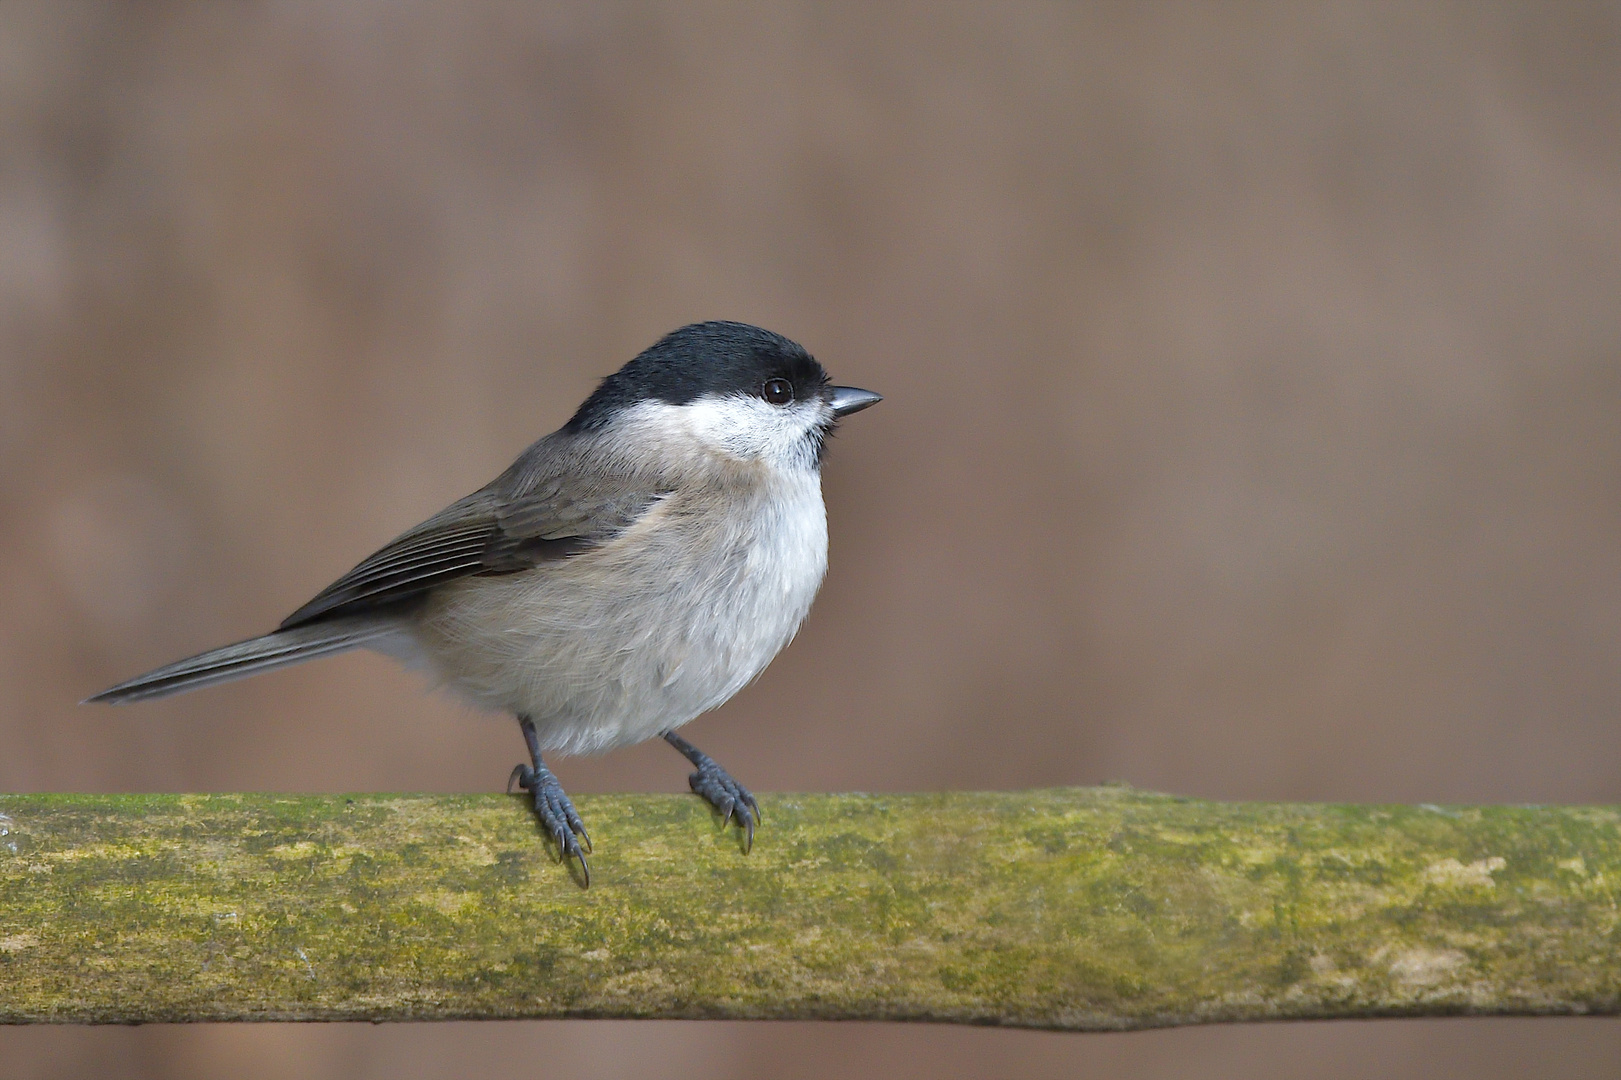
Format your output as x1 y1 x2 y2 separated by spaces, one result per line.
278 467 665 629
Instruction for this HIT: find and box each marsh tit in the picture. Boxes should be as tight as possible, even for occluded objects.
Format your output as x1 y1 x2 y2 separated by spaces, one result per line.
89 321 881 882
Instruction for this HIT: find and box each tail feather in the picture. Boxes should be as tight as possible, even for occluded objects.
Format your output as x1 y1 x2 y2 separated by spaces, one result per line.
86 618 395 705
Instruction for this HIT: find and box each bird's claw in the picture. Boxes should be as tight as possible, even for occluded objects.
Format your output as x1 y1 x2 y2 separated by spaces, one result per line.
511 762 592 883
687 760 761 853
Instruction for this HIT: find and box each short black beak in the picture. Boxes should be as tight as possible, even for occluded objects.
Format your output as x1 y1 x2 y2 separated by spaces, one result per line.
829 386 882 417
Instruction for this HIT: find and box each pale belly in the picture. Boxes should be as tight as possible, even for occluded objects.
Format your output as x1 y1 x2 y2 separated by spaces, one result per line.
404 479 828 754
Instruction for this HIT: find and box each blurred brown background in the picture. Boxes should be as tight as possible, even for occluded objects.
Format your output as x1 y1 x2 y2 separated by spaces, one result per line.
3 2 1620 1077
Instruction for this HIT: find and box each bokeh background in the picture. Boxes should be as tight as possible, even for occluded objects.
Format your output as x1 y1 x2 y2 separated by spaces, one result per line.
3 2 1620 1077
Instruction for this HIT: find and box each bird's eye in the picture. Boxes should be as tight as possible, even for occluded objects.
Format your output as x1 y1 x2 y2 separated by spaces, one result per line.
762 378 794 405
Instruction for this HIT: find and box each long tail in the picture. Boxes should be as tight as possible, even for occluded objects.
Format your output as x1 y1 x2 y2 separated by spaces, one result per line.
85 617 396 705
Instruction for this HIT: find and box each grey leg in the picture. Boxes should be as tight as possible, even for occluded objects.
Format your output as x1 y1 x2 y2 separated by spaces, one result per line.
509 715 591 884
664 731 760 852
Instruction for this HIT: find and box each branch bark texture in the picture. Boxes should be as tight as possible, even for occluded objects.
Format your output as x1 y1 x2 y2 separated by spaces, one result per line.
0 789 1617 1027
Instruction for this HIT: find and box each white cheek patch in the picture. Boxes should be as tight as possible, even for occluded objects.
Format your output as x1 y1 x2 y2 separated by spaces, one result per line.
618 395 827 471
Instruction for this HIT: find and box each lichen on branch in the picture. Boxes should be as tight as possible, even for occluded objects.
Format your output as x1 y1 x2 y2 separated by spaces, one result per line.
0 789 1617 1026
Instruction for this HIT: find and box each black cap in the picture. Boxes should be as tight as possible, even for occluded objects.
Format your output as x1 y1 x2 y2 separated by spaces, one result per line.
565 322 829 432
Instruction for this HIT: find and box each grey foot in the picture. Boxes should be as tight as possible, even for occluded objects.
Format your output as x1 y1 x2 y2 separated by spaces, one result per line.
509 762 591 884
664 731 760 852
514 716 591 885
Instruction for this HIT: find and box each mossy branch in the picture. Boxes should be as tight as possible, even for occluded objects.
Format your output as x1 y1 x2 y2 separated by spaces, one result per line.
0 789 1618 1026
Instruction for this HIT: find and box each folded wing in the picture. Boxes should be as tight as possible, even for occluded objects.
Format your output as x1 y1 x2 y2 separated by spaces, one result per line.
279 472 663 629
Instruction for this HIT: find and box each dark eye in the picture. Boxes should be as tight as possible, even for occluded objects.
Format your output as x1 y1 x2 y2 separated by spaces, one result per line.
762 378 794 405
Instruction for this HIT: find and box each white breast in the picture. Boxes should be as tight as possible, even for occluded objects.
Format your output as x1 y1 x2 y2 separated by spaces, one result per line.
406 465 829 755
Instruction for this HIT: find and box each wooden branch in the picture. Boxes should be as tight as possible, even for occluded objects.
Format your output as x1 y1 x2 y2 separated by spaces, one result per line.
0 789 1617 1026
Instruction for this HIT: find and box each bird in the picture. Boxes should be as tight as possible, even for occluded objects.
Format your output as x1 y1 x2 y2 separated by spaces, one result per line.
88 321 881 884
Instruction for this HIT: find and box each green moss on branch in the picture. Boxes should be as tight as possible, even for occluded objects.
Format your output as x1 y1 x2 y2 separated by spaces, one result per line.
0 789 1618 1026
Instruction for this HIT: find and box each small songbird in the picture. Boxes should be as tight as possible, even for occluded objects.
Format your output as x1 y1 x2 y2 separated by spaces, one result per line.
89 321 881 883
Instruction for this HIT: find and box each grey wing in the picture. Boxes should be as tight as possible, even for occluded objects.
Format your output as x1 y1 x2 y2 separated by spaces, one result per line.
278 470 664 630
